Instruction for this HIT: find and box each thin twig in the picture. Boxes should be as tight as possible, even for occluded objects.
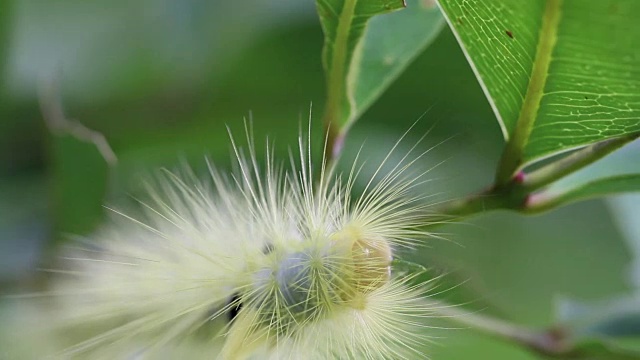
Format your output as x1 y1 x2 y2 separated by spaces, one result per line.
39 77 117 166
521 134 639 192
431 301 574 357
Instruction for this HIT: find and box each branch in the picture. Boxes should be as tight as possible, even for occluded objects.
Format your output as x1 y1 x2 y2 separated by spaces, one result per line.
429 134 640 224
432 303 575 357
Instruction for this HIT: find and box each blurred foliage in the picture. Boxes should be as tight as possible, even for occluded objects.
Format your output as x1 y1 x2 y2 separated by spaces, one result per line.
0 0 639 359
49 133 111 241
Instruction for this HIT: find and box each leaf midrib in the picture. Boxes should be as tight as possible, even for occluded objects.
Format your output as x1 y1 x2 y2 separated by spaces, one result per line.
495 0 563 185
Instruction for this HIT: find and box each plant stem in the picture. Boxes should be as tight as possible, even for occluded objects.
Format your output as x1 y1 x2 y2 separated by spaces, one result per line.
432 302 573 357
429 190 504 220
521 133 640 191
429 181 527 223
431 133 640 223
524 173 640 214
321 0 357 166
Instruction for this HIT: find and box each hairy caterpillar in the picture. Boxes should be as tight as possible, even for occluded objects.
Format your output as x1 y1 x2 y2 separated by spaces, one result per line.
8 124 441 359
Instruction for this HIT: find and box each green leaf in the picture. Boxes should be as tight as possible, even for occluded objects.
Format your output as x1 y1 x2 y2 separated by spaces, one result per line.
317 0 444 135
436 0 640 179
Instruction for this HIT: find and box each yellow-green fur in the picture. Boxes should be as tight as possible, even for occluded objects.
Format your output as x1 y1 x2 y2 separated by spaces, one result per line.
19 129 438 359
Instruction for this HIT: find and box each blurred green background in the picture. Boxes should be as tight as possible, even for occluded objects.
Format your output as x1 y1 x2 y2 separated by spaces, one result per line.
0 1 636 358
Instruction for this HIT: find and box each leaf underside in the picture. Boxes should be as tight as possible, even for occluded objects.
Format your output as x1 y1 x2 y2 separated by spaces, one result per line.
437 0 640 166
